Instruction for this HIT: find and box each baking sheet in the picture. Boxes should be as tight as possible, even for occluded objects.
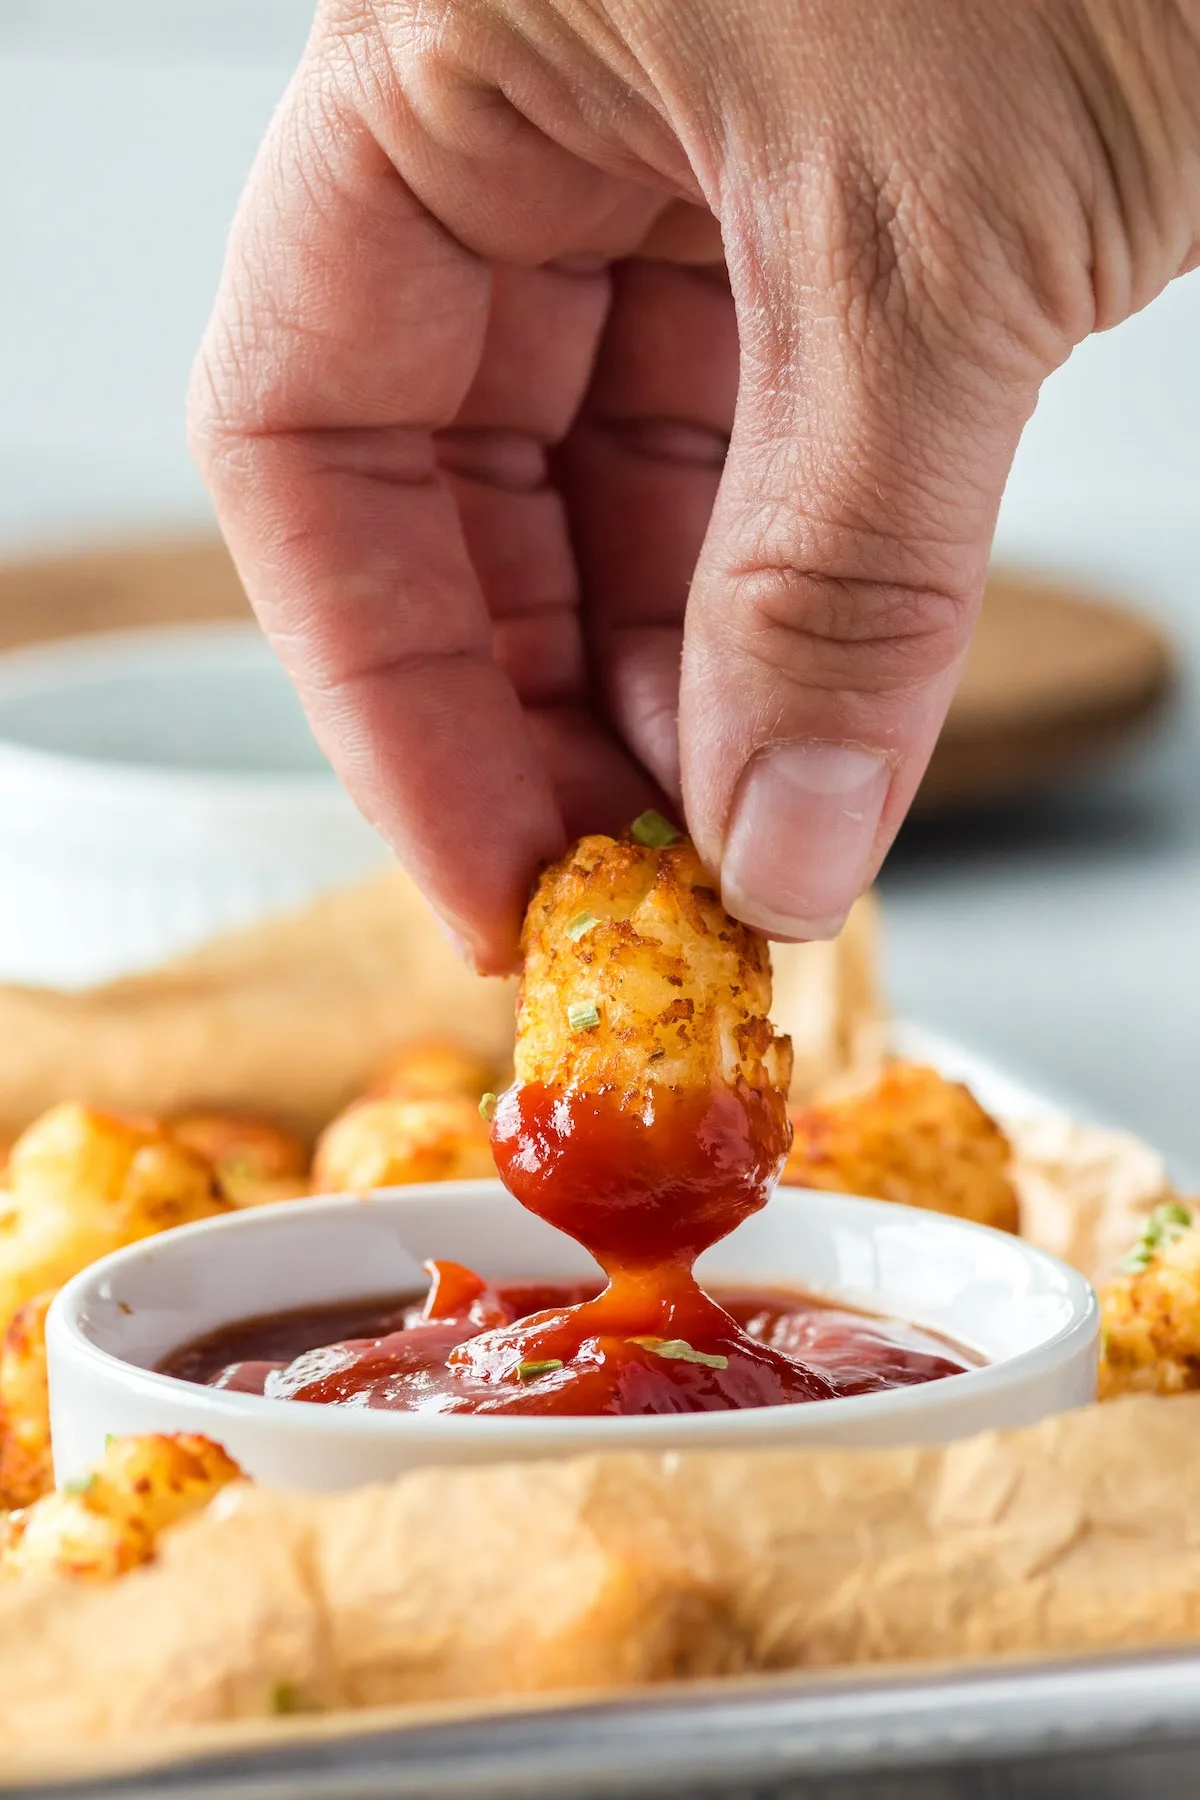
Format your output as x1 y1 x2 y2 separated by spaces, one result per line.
6 1027 1192 1799
13 1648 1200 1800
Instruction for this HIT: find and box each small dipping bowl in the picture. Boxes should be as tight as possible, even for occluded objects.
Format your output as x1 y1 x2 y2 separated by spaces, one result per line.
0 622 390 987
47 1183 1100 1491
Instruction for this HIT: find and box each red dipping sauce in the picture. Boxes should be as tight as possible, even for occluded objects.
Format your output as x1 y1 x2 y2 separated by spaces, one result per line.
161 1267 974 1412
161 1079 976 1414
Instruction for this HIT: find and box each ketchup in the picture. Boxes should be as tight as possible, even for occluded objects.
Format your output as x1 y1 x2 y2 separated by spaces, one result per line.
163 1076 974 1413
460 1078 838 1409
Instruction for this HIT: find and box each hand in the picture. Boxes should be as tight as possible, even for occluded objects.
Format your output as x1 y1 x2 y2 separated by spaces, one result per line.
190 0 1200 971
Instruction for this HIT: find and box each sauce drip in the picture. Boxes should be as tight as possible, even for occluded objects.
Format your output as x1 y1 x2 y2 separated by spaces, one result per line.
466 1078 836 1409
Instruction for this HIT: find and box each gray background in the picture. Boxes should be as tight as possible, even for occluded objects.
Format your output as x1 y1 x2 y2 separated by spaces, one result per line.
1 1 1198 1168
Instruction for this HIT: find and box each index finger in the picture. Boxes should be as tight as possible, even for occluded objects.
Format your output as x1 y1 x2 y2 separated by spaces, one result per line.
188 61 564 972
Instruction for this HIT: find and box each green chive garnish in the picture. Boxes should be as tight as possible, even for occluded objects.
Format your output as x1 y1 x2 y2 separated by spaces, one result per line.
517 1358 565 1381
630 810 681 848
567 1000 600 1031
1153 1201 1192 1229
63 1472 97 1497
478 1092 498 1122
1118 1199 1194 1272
630 1336 728 1371
566 910 600 942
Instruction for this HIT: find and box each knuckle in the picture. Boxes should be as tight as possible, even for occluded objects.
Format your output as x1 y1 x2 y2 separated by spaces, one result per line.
736 566 973 697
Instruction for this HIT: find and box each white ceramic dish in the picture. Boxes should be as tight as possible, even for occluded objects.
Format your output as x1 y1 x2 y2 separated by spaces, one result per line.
0 622 391 988
47 1182 1099 1492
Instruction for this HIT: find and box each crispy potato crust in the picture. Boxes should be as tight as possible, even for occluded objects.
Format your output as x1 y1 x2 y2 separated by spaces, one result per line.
782 1062 1020 1232
0 1293 54 1510
0 1107 231 1507
0 1105 229 1330
169 1113 310 1209
514 835 792 1104
313 1095 495 1193
0 1434 244 1583
1099 1205 1200 1398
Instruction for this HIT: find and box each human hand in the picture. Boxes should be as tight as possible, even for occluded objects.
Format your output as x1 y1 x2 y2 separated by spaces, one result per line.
190 0 1200 971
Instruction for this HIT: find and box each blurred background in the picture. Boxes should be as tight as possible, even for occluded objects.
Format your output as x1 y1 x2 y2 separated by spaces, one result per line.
1 0 1198 1164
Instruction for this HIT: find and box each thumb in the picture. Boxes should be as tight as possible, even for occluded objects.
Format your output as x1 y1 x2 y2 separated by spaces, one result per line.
679 191 1055 940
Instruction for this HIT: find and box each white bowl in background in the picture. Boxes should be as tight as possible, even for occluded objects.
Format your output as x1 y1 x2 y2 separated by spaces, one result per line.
0 622 391 988
47 1182 1099 1492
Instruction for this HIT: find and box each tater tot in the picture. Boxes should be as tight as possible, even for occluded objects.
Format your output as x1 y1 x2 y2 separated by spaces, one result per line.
313 1095 495 1193
170 1112 310 1209
367 1037 500 1103
0 1105 229 1329
1099 1202 1200 1398
783 1063 1020 1233
0 1293 54 1510
0 1107 231 1509
514 833 792 1106
0 1434 244 1583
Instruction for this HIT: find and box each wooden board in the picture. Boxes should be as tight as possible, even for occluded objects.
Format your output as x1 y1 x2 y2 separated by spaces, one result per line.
918 569 1177 813
0 539 1176 814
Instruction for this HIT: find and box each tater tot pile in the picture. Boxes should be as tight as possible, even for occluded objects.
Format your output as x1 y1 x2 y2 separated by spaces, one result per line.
0 1106 230 1509
0 1434 244 1583
513 833 792 1105
1098 1202 1200 1398
783 1062 1020 1233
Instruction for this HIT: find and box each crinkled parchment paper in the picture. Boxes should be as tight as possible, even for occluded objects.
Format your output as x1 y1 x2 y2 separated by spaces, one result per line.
1 1396 1200 1767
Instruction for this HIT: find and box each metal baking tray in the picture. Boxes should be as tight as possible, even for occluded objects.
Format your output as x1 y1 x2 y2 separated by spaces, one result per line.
14 1648 1200 1800
10 1029 1194 1799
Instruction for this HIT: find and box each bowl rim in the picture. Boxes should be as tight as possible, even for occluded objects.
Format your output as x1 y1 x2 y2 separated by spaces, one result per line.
0 621 344 803
49 1181 1100 1446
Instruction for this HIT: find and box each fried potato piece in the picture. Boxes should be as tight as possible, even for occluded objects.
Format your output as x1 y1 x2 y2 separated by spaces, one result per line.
782 1062 1020 1232
0 1104 229 1329
0 1108 230 1507
170 1112 310 1209
0 1434 244 1583
515 833 791 1104
313 1095 495 1193
0 1294 54 1510
367 1036 499 1103
1098 1202 1200 1398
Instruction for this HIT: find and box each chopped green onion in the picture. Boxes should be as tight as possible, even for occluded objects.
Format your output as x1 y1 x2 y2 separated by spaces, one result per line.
630 810 682 848
1118 1199 1194 1272
1153 1200 1193 1229
566 910 600 942
517 1358 565 1381
104 1432 117 1448
567 1000 601 1031
630 1336 728 1371
63 1472 97 1497
478 1092 498 1122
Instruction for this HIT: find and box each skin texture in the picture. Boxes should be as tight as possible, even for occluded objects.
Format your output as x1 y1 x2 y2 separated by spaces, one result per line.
190 0 1200 970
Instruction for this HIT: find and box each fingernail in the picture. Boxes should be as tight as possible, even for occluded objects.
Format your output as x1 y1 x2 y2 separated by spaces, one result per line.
721 743 890 939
